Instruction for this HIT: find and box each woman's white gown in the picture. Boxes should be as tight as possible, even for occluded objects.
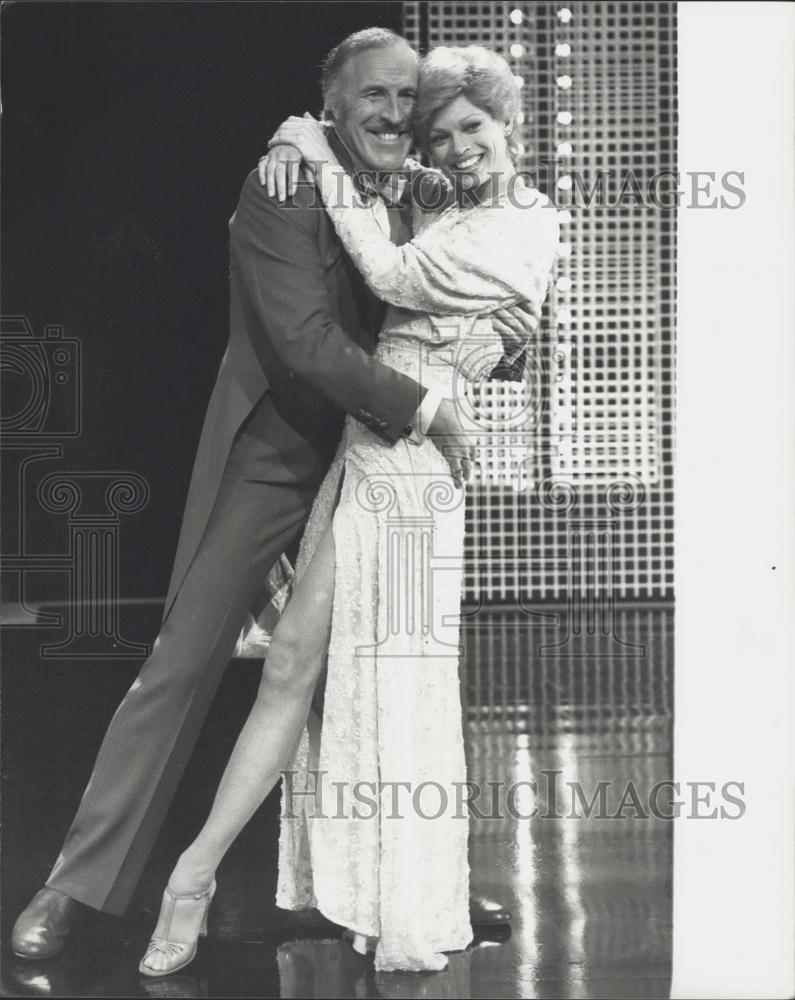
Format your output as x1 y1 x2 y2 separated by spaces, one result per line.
275 167 559 971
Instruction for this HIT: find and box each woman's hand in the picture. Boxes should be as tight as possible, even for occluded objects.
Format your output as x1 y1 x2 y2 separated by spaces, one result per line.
267 112 336 172
491 299 542 361
427 399 478 490
258 144 305 202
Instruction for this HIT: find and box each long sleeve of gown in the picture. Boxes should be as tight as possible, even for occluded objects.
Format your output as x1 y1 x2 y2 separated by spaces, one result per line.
316 163 559 317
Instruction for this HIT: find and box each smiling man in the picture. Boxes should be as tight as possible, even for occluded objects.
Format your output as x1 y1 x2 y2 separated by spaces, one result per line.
323 34 417 167
12 27 507 963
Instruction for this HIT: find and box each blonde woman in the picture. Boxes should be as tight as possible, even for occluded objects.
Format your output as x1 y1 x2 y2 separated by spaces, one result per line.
140 44 558 975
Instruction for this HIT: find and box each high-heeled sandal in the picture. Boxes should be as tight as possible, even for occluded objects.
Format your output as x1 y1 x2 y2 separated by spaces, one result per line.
138 880 216 978
343 927 378 956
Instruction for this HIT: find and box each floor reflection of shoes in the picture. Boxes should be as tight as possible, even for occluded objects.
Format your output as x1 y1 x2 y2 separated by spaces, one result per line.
470 921 512 946
8 958 66 996
277 938 369 997
372 948 474 999
469 934 510 952
139 973 210 998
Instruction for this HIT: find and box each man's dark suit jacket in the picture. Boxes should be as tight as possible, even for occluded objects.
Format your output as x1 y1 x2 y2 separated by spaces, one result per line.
161 170 426 622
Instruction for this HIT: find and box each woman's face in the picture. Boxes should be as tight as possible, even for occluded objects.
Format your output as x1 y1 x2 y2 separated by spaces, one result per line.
427 94 512 194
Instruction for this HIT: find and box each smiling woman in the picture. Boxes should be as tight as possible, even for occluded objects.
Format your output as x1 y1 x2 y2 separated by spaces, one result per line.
425 94 515 197
249 43 559 975
320 28 419 171
413 44 521 195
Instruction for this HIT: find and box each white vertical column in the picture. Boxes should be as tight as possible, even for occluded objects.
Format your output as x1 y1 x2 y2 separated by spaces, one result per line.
673 3 795 997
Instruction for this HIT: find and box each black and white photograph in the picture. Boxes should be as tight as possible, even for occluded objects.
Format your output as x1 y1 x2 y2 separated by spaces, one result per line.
1 2 793 998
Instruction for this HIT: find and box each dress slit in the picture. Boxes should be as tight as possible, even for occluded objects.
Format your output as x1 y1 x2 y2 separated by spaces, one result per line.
277 415 473 971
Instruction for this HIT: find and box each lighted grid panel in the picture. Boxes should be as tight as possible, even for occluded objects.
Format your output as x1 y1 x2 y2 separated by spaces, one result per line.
403 1 676 602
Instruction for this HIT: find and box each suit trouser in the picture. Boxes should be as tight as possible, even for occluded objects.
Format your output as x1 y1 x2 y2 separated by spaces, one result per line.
46 408 325 915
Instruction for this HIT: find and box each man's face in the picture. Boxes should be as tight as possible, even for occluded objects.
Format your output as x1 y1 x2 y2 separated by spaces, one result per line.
330 43 418 171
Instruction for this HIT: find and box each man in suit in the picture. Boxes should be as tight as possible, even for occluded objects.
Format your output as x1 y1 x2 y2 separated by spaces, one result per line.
12 27 516 959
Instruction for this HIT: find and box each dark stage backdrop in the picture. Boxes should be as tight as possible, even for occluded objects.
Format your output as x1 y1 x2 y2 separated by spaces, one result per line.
1 0 402 603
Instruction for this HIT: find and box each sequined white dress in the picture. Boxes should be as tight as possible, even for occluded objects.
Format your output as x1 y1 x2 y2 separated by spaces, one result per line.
276 166 559 972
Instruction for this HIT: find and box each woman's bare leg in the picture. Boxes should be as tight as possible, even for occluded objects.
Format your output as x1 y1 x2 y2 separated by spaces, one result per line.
158 523 335 903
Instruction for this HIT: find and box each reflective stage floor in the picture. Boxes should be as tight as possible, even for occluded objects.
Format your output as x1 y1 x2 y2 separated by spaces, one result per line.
1 605 673 998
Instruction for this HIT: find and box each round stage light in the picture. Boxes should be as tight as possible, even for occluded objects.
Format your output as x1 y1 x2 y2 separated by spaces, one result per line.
514 74 525 89
556 141 573 157
509 8 524 25
556 74 573 90
557 208 573 224
555 42 572 58
557 110 573 125
556 308 572 325
557 7 573 23
557 242 572 258
556 276 573 292
510 43 525 58
556 174 573 191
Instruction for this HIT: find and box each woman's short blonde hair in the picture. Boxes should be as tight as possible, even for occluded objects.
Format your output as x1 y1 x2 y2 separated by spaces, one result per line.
412 45 520 161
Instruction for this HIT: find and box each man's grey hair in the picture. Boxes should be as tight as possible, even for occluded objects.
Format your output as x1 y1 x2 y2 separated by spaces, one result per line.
320 27 417 119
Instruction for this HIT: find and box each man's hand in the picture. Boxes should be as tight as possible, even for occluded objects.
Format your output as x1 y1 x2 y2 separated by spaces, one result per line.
258 144 304 202
490 298 542 362
426 398 478 490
